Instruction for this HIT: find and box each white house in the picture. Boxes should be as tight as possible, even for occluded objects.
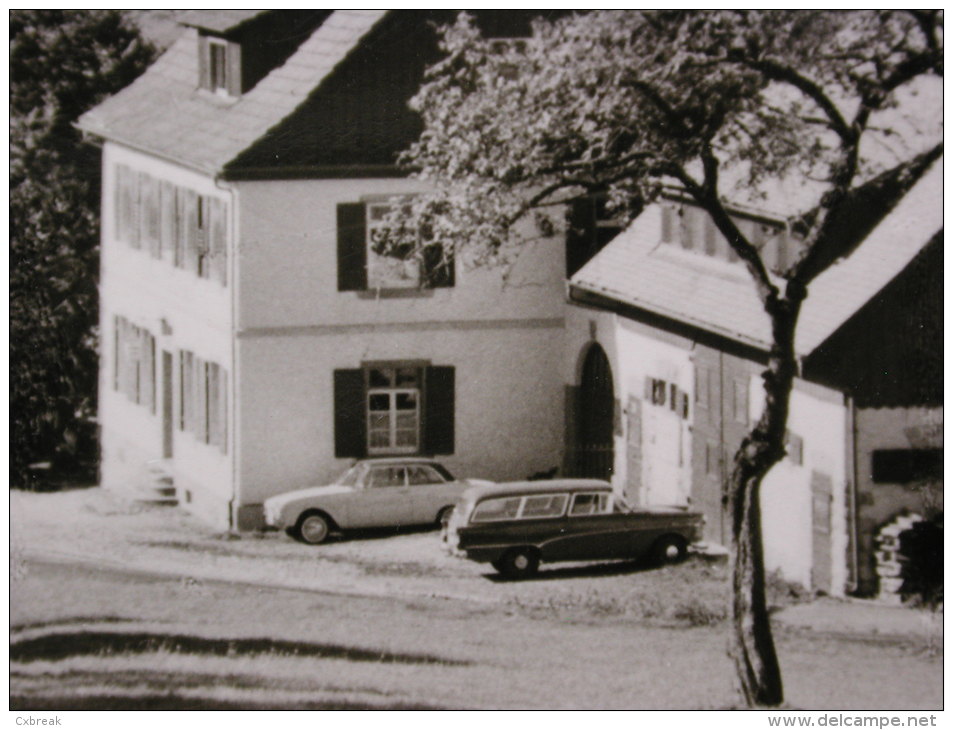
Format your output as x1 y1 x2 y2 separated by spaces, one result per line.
79 10 570 531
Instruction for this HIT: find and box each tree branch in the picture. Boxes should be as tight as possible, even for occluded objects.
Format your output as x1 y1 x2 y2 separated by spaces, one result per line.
728 53 853 144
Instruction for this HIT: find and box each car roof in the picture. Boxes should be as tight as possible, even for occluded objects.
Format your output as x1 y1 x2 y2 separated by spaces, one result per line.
353 457 444 466
462 479 612 502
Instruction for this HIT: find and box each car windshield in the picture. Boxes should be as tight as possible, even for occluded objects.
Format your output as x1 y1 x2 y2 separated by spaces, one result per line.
336 464 365 487
614 494 634 513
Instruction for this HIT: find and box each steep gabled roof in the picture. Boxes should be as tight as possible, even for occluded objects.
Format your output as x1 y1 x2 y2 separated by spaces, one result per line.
77 10 386 175
571 158 942 358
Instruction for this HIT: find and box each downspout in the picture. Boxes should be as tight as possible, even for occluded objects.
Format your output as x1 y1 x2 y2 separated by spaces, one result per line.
216 175 239 533
845 394 860 595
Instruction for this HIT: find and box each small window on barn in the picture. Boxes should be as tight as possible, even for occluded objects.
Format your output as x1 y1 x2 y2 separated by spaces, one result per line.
871 449 942 484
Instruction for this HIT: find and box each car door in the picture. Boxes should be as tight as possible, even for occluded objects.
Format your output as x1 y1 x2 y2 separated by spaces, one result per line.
349 465 415 528
405 464 453 523
544 492 637 561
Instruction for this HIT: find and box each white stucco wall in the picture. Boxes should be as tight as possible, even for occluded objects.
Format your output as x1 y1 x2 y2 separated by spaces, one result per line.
753 378 849 595
228 176 568 518
564 301 695 504
234 178 566 331
235 325 566 507
98 143 234 529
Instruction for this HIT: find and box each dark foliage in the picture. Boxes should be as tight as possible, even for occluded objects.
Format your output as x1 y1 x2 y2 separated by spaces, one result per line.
10 10 155 486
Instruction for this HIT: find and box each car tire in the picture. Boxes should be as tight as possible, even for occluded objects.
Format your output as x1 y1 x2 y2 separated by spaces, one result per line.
651 535 687 565
436 506 454 527
493 548 540 579
295 512 332 545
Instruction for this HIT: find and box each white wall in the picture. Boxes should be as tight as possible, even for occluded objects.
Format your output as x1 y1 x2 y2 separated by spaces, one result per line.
564 300 694 505
235 325 566 507
99 143 234 529
753 378 849 595
234 178 566 331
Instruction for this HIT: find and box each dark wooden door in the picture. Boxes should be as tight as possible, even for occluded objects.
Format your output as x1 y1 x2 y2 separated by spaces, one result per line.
576 344 614 481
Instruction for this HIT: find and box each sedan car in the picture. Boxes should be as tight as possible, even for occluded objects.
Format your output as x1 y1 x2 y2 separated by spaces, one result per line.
443 479 704 578
264 458 488 545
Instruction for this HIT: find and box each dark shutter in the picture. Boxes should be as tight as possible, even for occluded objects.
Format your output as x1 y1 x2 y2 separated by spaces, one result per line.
334 369 366 458
198 34 210 90
565 196 596 277
226 41 242 96
422 244 455 288
424 366 455 455
337 203 367 291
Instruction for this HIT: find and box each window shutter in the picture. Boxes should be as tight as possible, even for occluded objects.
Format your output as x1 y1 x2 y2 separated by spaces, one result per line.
128 172 141 249
422 244 455 288
196 195 209 278
226 41 242 96
337 203 367 291
219 368 228 454
198 34 210 90
424 366 455 455
209 197 227 286
159 181 175 262
196 358 208 442
183 190 199 273
334 369 366 458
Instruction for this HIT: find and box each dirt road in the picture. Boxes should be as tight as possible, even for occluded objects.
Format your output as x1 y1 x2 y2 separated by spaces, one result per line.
11 555 942 710
9 489 943 710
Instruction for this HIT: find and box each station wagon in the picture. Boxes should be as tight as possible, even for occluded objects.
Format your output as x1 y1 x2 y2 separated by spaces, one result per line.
443 479 704 578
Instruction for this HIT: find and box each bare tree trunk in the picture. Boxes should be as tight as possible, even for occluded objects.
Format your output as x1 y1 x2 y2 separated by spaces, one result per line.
728 293 802 707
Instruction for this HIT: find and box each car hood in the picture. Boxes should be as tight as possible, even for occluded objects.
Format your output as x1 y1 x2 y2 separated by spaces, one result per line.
264 484 353 508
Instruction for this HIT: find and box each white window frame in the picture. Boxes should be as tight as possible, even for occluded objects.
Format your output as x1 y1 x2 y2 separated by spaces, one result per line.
366 366 421 455
208 38 229 96
366 200 420 290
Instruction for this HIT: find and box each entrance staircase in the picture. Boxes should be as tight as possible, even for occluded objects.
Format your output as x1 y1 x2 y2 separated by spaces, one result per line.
135 459 178 505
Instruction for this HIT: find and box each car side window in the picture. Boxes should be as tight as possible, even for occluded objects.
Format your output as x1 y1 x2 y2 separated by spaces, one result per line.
406 465 445 486
519 494 568 518
471 497 522 522
569 492 610 516
367 466 406 488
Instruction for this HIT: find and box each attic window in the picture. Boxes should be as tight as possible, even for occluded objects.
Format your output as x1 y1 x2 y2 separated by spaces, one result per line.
199 34 240 97
209 39 228 94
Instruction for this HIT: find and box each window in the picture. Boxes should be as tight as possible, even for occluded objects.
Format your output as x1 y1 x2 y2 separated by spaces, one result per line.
871 449 942 484
367 367 420 454
472 493 569 522
337 201 454 293
199 34 239 97
178 349 228 453
209 39 228 93
521 494 568 518
569 492 610 516
334 365 455 459
472 497 522 523
367 466 407 488
113 164 228 286
406 465 447 486
114 316 155 412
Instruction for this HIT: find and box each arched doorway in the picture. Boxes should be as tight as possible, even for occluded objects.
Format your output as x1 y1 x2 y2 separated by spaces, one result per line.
575 344 614 481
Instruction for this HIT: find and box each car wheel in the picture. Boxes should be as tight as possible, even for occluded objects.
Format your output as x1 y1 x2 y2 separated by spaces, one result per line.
295 512 331 545
652 535 687 565
436 506 454 527
494 548 540 579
